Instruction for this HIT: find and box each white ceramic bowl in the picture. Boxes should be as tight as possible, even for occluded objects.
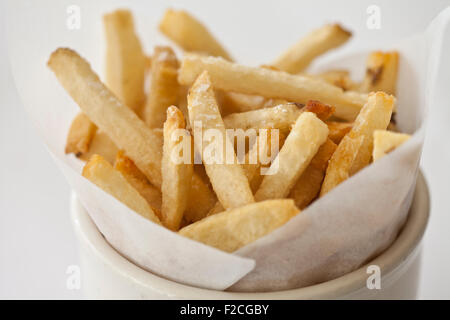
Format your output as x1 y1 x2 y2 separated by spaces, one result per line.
71 172 429 300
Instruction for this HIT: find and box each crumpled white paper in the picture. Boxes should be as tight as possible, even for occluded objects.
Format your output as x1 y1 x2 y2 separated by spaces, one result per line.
5 1 450 291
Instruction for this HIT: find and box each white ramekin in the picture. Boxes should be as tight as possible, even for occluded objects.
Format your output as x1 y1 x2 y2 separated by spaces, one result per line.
71 172 429 299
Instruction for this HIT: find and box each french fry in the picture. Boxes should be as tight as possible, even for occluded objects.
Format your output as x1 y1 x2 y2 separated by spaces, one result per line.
178 54 367 121
159 9 233 60
103 9 146 112
49 48 217 220
208 128 280 216
184 174 217 223
312 70 357 91
82 154 161 224
177 85 190 127
223 100 334 133
242 129 280 190
79 130 119 164
272 24 352 73
144 46 180 128
304 100 335 121
48 48 163 187
320 92 395 195
373 130 410 161
161 106 193 230
144 55 152 72
359 51 399 95
289 139 337 209
114 151 162 215
65 112 97 156
320 135 364 196
255 112 329 201
187 71 254 209
326 121 353 144
179 199 300 252
220 91 289 114
223 103 302 133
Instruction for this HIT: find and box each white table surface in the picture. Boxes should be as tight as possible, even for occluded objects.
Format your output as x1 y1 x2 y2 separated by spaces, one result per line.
1 0 449 299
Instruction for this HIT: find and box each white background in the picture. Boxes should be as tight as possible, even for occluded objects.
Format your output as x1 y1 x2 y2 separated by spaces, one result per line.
1 0 449 299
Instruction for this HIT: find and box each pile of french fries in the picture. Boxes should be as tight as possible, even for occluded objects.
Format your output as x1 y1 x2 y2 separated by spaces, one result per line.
48 9 411 253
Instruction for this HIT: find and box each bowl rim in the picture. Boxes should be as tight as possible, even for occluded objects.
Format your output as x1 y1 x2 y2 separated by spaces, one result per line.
71 171 429 299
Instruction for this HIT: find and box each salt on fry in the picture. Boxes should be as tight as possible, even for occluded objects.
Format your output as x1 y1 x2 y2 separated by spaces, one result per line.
161 106 193 230
83 154 161 224
179 199 300 253
144 46 179 128
223 100 334 133
320 92 395 195
178 54 367 121
255 112 329 201
223 103 302 133
187 71 254 209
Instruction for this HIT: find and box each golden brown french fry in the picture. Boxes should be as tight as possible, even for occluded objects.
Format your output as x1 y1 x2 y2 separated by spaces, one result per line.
247 129 287 193
48 48 163 187
373 130 410 161
145 55 152 72
49 48 217 220
320 92 395 195
223 100 334 133
82 154 161 224
159 9 233 60
103 9 146 112
208 128 280 216
242 129 279 189
161 106 193 230
184 174 217 223
320 135 364 196
177 85 190 126
359 51 399 95
114 150 162 215
304 100 335 121
144 46 179 128
289 139 337 209
223 103 302 133
272 24 352 73
178 54 367 121
179 199 300 252
79 131 119 164
326 121 353 144
65 112 97 156
387 120 398 132
187 71 254 209
255 112 329 201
